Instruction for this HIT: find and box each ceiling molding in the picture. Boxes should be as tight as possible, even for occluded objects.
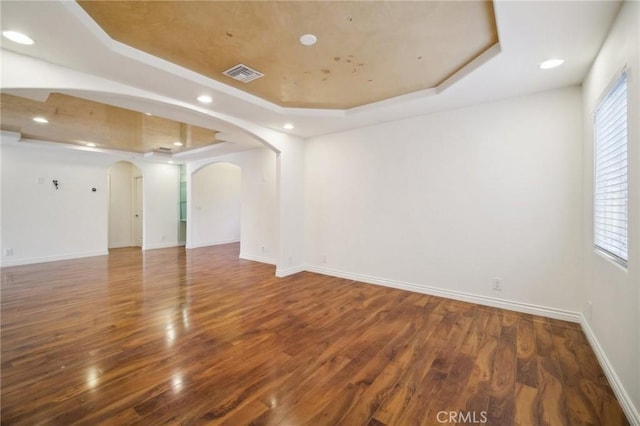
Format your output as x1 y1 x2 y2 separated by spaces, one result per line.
0 0 623 144
77 0 499 109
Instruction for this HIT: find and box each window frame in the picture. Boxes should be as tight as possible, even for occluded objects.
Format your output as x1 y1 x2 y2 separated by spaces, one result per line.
593 69 629 268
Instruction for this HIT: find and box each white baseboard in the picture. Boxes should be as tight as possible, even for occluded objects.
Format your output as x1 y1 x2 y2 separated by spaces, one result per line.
305 265 581 323
580 315 640 426
239 252 276 265
276 264 306 277
108 242 136 249
185 239 240 250
0 250 108 267
143 242 181 251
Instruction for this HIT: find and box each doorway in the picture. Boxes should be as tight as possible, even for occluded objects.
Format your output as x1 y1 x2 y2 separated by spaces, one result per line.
108 161 143 248
133 175 143 247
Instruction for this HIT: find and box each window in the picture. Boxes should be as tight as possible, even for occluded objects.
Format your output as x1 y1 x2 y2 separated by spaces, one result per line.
179 164 187 222
594 72 628 266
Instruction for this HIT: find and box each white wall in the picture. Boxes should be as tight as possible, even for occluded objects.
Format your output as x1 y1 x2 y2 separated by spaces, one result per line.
276 137 306 276
0 142 109 265
187 147 278 264
0 137 182 265
581 1 640 421
240 148 279 264
137 162 180 251
190 162 241 248
108 161 141 248
305 86 583 317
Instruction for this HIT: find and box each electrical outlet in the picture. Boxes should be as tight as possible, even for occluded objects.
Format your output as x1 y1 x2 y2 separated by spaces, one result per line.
492 278 503 291
288 256 293 265
4 248 13 256
261 246 266 253
322 255 327 264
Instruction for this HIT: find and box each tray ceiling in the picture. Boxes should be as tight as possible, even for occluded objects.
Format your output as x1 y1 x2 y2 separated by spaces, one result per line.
0 93 222 154
77 1 498 109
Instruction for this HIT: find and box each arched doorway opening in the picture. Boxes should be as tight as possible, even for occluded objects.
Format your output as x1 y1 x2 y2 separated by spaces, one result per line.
108 161 143 249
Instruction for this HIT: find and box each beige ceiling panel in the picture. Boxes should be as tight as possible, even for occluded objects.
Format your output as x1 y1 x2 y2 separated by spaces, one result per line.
77 1 498 109
0 93 222 153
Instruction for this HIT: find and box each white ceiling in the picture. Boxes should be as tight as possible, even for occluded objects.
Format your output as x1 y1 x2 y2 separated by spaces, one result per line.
0 0 622 154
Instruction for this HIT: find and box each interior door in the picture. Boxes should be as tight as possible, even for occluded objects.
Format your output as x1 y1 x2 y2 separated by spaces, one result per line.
133 176 143 247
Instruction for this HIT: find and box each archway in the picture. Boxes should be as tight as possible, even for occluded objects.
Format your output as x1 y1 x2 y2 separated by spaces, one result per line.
108 161 143 249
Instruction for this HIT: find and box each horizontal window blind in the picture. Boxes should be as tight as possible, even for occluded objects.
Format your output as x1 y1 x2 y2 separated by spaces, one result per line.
594 72 628 265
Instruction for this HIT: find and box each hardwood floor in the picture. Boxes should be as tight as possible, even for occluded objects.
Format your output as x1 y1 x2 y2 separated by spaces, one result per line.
1 244 628 425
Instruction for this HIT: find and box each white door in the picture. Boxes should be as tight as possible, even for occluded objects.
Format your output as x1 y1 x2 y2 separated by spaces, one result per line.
133 176 143 247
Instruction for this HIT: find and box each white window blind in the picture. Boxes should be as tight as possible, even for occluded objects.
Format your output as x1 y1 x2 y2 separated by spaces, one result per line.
594 72 628 266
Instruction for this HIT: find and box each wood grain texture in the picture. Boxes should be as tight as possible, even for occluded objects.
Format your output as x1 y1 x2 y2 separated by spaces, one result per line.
0 93 221 154
0 244 628 425
77 1 498 109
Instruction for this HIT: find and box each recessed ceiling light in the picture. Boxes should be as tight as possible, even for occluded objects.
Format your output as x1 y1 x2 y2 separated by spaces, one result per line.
168 160 175 164
2 30 34 45
283 123 294 130
539 59 565 70
86 142 97 147
173 142 183 147
299 34 317 46
32 117 48 124
197 95 213 104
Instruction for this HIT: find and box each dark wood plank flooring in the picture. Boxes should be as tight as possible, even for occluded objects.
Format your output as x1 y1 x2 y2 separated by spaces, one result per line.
0 244 628 425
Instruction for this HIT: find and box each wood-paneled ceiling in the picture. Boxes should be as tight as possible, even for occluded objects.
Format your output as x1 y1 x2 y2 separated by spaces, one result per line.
0 93 222 154
77 1 498 109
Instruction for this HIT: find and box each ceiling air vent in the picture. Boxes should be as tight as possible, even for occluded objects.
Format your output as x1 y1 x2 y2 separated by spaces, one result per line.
143 146 173 158
223 64 264 83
